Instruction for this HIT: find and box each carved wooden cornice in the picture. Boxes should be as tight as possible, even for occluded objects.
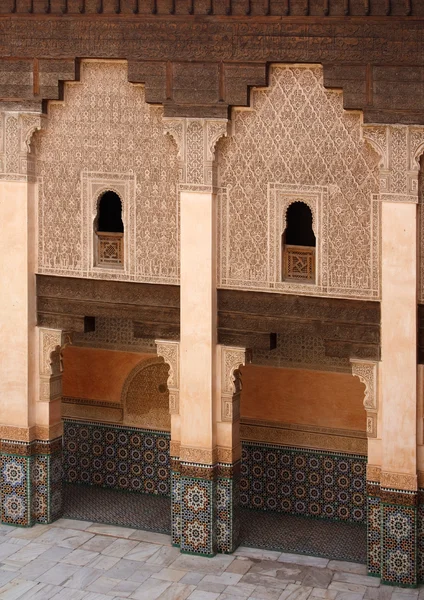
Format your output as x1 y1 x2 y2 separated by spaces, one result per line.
0 0 418 16
1 15 424 122
37 275 381 361
218 288 381 361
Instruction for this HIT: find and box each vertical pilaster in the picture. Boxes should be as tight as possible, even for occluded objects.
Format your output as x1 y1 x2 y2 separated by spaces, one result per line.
163 118 232 555
363 125 424 586
0 109 64 526
156 339 181 546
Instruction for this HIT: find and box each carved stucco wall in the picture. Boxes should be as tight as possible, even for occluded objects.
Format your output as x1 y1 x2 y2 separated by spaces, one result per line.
34 60 179 284
217 65 380 300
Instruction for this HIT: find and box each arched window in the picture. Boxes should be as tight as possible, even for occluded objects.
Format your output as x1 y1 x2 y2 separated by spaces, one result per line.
282 202 316 282
95 191 124 267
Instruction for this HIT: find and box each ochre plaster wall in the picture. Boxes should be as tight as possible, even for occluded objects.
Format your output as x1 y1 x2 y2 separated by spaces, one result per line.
241 365 366 432
62 346 150 403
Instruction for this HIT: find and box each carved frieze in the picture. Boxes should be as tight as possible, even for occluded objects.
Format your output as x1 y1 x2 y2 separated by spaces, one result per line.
164 117 227 189
363 125 424 203
350 359 378 438
220 345 251 423
156 339 180 415
38 327 72 403
0 110 44 181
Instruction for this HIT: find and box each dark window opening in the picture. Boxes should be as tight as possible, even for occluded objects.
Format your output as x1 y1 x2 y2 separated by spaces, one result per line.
284 202 315 248
282 202 316 282
95 191 124 267
97 191 124 233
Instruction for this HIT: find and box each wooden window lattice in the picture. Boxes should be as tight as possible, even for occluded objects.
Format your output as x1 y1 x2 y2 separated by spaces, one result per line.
97 232 124 266
283 244 315 281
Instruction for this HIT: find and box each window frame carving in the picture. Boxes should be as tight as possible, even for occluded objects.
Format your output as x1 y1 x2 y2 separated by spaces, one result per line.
82 171 136 279
270 184 324 293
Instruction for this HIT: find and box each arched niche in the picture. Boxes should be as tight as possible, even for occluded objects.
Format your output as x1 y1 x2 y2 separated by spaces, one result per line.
121 357 171 431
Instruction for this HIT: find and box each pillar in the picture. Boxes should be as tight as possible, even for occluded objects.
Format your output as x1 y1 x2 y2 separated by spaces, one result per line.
363 125 424 586
0 109 62 526
163 117 249 555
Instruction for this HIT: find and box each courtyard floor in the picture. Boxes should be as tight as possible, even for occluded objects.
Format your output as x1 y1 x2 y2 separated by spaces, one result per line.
63 484 367 564
0 517 418 600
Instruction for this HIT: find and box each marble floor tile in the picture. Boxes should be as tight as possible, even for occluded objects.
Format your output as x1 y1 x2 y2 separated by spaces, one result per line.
332 574 380 589
4 543 52 567
102 539 140 558
278 556 329 569
79 535 116 553
250 585 285 600
50 519 93 531
124 542 163 562
129 531 172 546
5 525 47 541
327 563 368 576
301 568 333 588
187 590 220 600
146 546 181 567
328 582 366 596
18 559 58 580
109 579 140 598
180 572 205 585
278 585 313 600
151 567 187 582
197 582 227 593
0 543 27 561
156 583 196 600
62 566 102 590
49 587 86 600
0 578 38 600
203 573 243 585
333 593 364 600
18 582 62 600
85 575 121 594
38 546 74 562
0 569 18 587
131 578 172 600
88 555 121 570
235 548 282 562
37 562 80 585
61 548 100 566
225 559 253 575
36 528 94 549
104 558 144 580
86 524 136 538
170 554 234 575
241 573 289 590
310 588 338 599
223 583 256 598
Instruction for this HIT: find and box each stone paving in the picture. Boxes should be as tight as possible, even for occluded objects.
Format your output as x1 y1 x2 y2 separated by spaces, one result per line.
0 518 420 600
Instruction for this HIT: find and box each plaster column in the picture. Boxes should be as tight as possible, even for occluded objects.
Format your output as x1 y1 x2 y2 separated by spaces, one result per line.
156 339 181 546
164 117 232 555
363 125 424 586
0 109 62 526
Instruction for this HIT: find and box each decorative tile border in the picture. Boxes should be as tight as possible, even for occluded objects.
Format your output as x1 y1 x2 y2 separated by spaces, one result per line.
367 489 381 576
240 442 366 524
0 438 62 526
381 502 417 587
63 420 171 496
180 474 216 556
418 490 424 583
